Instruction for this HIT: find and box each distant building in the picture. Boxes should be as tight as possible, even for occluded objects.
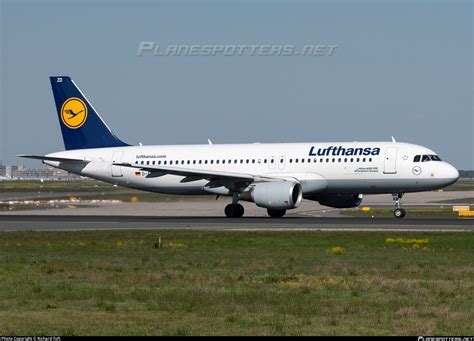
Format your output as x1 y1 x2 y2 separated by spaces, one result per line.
0 164 83 180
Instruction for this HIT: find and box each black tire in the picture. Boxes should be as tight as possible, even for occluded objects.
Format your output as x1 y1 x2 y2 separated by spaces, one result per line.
267 208 286 218
225 204 234 218
394 208 406 218
225 204 245 218
235 204 245 218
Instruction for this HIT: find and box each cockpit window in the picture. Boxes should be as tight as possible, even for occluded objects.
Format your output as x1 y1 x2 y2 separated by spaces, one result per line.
416 154 442 162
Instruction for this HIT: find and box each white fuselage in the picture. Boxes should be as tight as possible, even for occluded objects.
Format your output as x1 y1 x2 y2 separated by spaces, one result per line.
44 141 459 197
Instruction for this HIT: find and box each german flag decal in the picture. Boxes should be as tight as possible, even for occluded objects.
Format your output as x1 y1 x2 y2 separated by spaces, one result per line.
135 171 142 176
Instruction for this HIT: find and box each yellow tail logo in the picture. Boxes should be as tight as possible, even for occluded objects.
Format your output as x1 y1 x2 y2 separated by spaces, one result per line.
61 97 88 129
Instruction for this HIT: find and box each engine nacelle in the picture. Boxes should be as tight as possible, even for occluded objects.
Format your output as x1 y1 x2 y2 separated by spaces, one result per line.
250 181 303 210
310 193 363 208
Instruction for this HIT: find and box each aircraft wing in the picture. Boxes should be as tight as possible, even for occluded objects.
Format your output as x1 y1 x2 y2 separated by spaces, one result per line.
17 154 91 164
114 162 284 190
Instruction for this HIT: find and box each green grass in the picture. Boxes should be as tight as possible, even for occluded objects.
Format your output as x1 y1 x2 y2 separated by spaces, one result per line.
0 230 472 335
341 207 459 218
0 203 43 211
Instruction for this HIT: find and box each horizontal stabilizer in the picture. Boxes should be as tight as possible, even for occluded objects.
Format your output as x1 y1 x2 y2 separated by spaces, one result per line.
17 154 90 164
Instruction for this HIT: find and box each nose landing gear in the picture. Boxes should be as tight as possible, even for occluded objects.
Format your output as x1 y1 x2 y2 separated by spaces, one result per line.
392 193 406 218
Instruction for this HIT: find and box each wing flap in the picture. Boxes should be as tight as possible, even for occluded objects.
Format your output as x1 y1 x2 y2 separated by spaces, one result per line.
115 162 255 182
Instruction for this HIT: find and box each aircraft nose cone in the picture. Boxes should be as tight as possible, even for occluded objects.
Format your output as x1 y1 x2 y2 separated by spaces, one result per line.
449 165 460 181
443 163 459 185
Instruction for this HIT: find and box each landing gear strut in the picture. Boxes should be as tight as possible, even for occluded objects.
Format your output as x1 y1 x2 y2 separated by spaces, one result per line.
392 193 406 218
224 192 245 218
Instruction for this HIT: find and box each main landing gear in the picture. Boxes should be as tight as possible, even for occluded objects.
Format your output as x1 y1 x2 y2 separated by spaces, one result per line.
225 204 244 218
392 193 406 218
225 193 245 218
267 209 286 218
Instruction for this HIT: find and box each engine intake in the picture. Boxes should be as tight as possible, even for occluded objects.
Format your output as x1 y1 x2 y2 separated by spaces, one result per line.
250 181 303 210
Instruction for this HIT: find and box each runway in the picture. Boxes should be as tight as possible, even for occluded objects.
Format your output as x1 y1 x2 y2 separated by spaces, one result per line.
0 215 472 232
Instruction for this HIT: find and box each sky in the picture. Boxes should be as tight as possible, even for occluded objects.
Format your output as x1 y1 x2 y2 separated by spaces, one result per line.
0 0 472 169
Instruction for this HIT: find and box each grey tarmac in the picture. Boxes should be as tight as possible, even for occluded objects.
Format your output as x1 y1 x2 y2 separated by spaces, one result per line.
0 215 472 232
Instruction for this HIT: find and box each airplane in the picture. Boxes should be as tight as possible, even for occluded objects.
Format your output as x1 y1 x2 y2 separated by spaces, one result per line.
18 76 460 218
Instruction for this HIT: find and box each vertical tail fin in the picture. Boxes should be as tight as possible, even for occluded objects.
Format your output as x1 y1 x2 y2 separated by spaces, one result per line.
50 76 129 150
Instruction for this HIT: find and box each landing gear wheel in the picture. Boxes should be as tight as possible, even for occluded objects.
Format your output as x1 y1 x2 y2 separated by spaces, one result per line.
267 209 286 218
225 204 245 218
235 204 244 217
394 208 406 218
392 193 406 218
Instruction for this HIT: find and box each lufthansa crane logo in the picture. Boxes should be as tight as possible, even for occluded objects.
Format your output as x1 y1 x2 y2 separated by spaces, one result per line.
61 97 88 129
412 166 422 176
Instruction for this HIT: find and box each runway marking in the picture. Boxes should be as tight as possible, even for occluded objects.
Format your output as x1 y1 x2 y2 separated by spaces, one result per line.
297 212 322 218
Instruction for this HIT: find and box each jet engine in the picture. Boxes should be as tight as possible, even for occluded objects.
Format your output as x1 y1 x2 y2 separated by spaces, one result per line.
307 193 363 208
249 181 303 210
